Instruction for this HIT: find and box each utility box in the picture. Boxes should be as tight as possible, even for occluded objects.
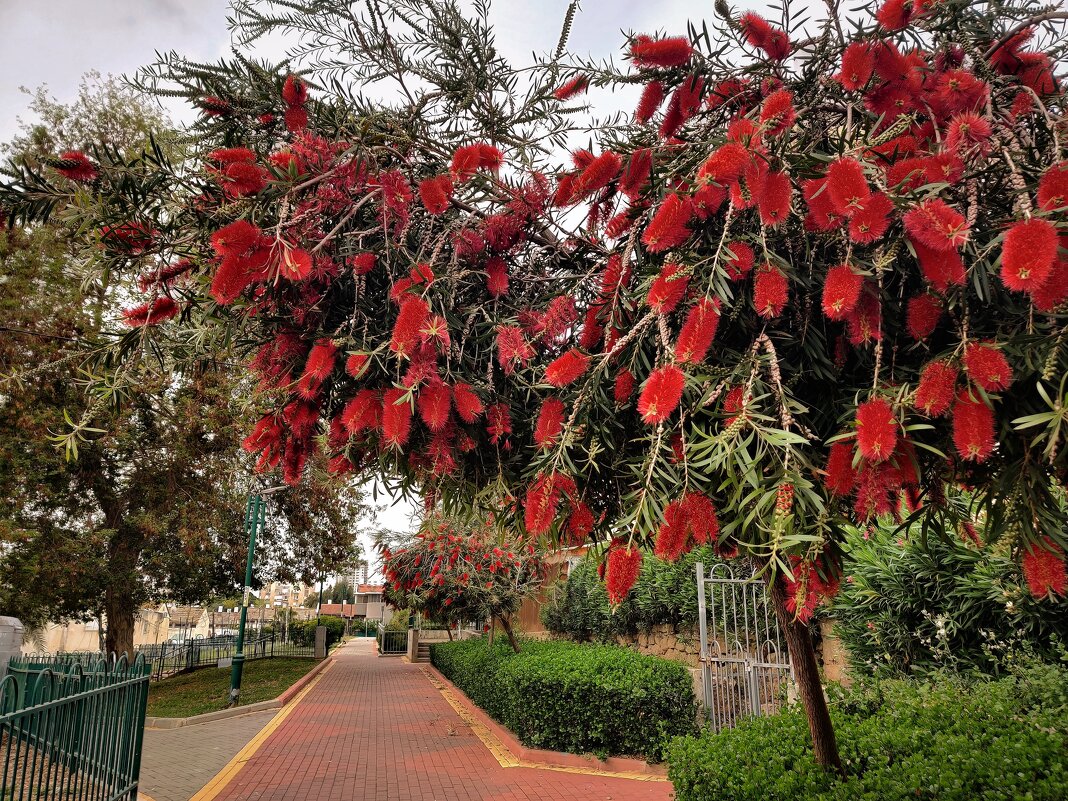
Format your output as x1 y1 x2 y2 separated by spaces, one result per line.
0 617 25 682
314 625 327 659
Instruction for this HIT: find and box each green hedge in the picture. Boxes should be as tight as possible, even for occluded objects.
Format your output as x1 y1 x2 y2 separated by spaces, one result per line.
832 527 1068 676
431 637 696 761
668 660 1068 801
541 545 724 640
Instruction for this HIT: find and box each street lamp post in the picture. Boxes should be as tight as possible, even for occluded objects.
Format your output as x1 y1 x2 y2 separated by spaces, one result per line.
229 492 268 706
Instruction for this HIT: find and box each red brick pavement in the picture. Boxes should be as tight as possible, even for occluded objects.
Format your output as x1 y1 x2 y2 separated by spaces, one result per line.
213 639 674 801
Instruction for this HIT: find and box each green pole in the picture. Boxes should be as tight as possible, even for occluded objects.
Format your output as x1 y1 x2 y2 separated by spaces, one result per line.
229 494 264 705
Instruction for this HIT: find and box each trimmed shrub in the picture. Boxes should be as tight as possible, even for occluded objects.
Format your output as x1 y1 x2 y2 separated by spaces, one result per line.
431 637 696 761
292 615 344 647
668 660 1068 801
541 545 723 641
833 527 1068 676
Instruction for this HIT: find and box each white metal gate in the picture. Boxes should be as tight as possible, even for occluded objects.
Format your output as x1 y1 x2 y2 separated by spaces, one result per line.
695 561 793 730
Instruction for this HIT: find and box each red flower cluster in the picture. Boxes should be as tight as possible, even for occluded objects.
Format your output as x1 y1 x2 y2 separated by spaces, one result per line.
605 545 642 605
544 348 590 387
122 296 178 327
654 492 720 561
1021 538 1067 599
856 397 898 463
637 365 685 424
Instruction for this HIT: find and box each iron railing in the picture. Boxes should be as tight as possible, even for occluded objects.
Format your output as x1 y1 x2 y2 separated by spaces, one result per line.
1 653 150 801
375 624 408 655
138 634 318 681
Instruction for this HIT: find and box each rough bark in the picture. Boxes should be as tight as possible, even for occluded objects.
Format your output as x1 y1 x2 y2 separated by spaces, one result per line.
496 614 521 653
766 572 844 775
103 525 142 659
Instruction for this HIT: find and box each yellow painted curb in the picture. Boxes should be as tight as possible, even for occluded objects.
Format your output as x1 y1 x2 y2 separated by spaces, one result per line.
187 660 334 801
421 668 668 782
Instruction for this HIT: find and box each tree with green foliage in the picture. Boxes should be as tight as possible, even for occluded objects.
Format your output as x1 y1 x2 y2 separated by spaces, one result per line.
0 76 371 656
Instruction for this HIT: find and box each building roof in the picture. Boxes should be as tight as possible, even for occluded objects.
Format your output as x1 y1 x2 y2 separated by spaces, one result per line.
168 607 206 626
357 584 384 594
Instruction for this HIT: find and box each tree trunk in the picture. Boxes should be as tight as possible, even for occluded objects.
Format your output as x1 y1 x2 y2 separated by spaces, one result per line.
496 615 520 653
104 526 142 659
766 572 844 775
446 626 454 641
104 593 136 659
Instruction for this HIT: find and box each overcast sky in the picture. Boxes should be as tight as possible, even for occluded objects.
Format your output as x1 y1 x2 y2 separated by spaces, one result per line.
0 0 770 580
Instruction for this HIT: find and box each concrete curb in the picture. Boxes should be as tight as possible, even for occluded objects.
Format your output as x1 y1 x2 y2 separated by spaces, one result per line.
145 655 333 730
425 663 669 780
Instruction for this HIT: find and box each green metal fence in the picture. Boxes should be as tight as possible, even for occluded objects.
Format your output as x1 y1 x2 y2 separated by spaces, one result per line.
1 653 150 801
138 634 317 681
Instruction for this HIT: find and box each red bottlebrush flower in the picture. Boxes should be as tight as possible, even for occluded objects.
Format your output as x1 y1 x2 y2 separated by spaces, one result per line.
280 247 313 281
284 106 308 132
390 295 430 358
935 69 988 116
619 148 653 199
1033 258 1068 313
845 291 882 346
605 211 635 240
856 397 898 463
802 178 843 232
578 307 604 350
1037 161 1068 212
605 546 642 605
122 296 178 327
297 339 338 399
724 241 755 281
637 365 686 424
554 75 589 101
282 74 308 106
697 143 750 186
211 256 257 304
635 81 665 123
219 161 268 198
912 238 966 291
848 192 893 245
345 353 369 378
350 252 376 275
572 151 623 201
692 185 727 220
496 325 534 374
945 112 992 157
450 145 479 182
952 390 995 462
837 42 874 91
552 173 577 207
417 380 452 432
757 170 793 227
876 0 913 31
759 89 796 136
524 473 570 534
903 199 969 252
629 35 692 68
824 442 857 496
539 295 579 343
722 385 746 427
906 294 944 340
1016 52 1058 97
534 397 566 449
381 388 413 448
476 144 503 171
567 503 595 544
1021 538 1067 598
545 348 590 387
825 158 870 216
822 264 864 321
753 263 789 318
197 96 232 116
485 257 509 298
675 298 721 364
486 403 512 445
914 360 959 416
1001 218 1057 293
210 219 260 257
54 151 98 182
647 263 691 314
418 174 453 215
207 147 256 164
642 194 693 253
963 341 1013 391
655 500 689 561
138 259 195 292
614 369 636 405
739 13 790 61
452 383 483 423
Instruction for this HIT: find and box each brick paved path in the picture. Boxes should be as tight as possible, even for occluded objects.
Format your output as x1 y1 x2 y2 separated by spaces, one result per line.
141 710 277 801
213 638 674 801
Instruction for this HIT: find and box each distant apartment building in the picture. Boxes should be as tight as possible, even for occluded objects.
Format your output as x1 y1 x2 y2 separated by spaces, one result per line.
318 584 390 623
260 581 313 609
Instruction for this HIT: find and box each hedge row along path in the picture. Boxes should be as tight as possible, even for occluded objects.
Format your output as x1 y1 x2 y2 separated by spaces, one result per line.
200 638 671 801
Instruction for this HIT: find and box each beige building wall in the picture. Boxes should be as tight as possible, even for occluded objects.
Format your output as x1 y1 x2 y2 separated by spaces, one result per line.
24 607 171 654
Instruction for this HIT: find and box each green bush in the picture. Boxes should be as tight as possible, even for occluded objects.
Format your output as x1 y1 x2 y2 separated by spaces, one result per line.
431 637 696 761
832 527 1068 676
291 615 344 647
668 660 1068 801
540 545 723 641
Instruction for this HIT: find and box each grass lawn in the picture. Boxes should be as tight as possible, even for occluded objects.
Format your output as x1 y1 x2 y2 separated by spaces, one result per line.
146 657 319 718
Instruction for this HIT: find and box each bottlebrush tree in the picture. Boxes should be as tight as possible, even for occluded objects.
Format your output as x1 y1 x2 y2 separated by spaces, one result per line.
381 513 545 652
3 0 1067 773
